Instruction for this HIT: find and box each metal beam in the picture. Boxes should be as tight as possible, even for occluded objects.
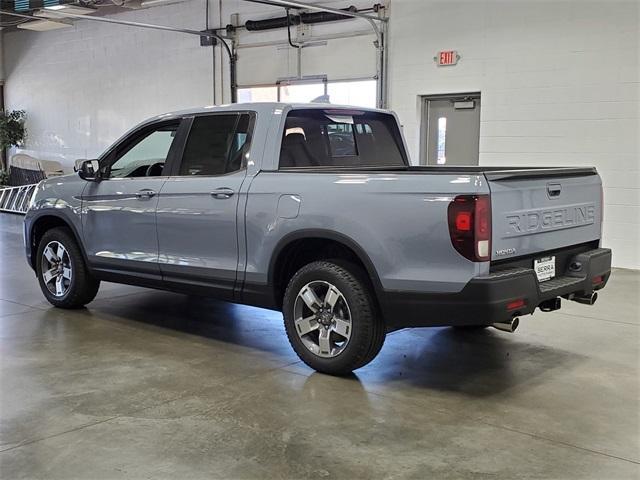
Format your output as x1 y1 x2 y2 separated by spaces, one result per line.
0 9 227 49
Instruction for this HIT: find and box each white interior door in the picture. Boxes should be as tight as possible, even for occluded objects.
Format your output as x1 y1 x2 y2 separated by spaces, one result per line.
423 95 481 166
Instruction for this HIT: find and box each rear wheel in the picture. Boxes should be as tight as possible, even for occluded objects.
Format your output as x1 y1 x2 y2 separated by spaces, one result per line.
283 260 385 375
36 227 100 308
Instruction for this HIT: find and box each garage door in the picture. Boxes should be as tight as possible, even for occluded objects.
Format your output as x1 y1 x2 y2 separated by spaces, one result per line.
233 4 379 107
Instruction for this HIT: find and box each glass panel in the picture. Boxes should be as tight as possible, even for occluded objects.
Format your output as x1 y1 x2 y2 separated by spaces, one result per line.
238 80 376 108
237 86 278 103
437 116 447 165
110 126 177 178
179 114 251 176
279 83 325 103
327 80 377 108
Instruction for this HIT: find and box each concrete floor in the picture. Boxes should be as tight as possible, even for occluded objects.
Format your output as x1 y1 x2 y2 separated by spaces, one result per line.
0 213 638 479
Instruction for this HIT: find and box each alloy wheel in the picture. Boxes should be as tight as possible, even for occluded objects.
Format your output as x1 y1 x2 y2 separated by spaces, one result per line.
293 280 352 358
41 241 72 298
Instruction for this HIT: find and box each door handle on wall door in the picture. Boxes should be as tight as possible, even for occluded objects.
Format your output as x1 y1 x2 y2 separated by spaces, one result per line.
211 188 235 199
135 189 156 199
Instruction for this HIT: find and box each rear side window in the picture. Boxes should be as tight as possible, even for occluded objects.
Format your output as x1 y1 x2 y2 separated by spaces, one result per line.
179 113 252 176
279 109 407 168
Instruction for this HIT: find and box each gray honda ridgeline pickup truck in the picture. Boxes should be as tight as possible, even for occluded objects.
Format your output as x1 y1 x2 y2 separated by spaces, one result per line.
24 103 611 374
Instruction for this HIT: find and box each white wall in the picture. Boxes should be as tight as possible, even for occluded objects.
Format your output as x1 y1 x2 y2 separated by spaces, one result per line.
4 5 215 164
2 0 376 164
3 0 639 268
388 0 639 269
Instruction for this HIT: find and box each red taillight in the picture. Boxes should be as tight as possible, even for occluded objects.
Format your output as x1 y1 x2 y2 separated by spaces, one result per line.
455 211 472 231
447 195 492 262
592 275 604 285
506 298 526 311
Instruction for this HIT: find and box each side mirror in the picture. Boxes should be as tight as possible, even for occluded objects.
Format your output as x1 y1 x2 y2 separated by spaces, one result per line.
73 158 87 172
78 159 101 182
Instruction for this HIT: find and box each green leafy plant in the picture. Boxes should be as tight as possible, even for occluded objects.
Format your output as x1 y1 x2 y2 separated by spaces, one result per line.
0 110 26 173
0 169 8 187
0 110 26 151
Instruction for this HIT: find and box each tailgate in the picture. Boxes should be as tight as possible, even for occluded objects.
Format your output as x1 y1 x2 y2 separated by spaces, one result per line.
487 169 602 261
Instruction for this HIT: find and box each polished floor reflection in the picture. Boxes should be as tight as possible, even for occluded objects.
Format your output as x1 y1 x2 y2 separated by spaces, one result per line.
0 213 638 479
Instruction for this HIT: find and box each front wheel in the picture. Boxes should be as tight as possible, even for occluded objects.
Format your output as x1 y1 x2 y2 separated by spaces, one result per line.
283 261 385 375
36 227 100 308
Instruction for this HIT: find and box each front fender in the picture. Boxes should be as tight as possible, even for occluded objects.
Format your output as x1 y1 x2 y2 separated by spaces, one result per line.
24 175 87 271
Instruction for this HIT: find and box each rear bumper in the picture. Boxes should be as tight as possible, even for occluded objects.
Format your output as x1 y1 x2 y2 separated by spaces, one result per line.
381 248 612 329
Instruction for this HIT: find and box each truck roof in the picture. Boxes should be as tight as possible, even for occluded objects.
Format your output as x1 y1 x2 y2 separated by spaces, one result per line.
155 102 388 121
106 102 398 165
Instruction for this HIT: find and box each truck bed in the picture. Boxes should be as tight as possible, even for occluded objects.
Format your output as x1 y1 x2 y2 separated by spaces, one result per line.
405 166 597 180
279 165 597 180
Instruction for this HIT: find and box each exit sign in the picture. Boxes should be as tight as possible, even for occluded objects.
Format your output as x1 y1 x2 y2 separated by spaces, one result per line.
435 50 459 66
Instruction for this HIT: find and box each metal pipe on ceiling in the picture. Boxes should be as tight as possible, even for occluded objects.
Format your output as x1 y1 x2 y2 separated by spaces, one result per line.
0 8 238 103
1 9 218 43
244 0 385 22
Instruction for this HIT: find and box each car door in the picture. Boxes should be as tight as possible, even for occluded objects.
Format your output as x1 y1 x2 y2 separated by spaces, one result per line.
82 118 187 280
156 112 254 300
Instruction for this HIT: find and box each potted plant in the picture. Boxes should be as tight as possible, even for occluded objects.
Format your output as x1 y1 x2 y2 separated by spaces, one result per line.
0 110 27 174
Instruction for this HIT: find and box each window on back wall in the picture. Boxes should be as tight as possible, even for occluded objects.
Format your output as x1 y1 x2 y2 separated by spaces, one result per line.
327 80 377 108
279 82 325 103
237 86 278 103
237 79 377 108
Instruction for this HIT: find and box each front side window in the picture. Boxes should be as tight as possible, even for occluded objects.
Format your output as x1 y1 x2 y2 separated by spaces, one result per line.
179 114 252 176
279 109 407 168
108 123 178 178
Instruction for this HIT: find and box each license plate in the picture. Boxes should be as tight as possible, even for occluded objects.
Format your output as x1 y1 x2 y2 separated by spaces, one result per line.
534 256 556 282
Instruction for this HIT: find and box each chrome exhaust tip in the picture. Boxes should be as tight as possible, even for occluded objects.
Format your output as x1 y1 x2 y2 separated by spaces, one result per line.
572 292 598 306
492 317 519 333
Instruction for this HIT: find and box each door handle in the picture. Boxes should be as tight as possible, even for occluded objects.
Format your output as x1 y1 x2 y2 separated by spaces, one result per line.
135 189 157 199
547 183 562 198
211 188 235 199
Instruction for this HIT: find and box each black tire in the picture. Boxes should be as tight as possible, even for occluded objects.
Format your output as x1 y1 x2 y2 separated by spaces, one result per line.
283 260 385 375
36 227 100 308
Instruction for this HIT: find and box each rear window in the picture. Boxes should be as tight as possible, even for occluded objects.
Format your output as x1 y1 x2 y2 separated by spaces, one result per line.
279 109 407 169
